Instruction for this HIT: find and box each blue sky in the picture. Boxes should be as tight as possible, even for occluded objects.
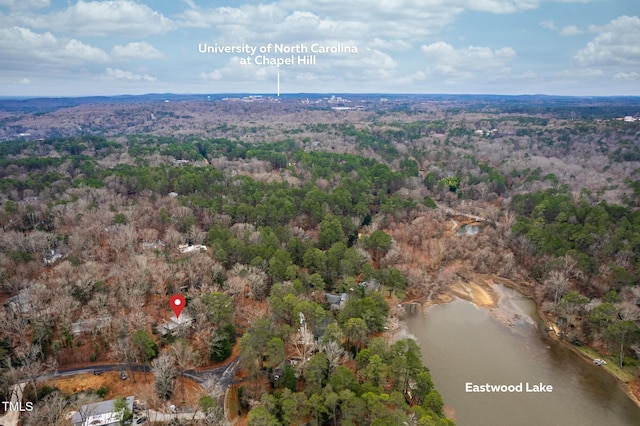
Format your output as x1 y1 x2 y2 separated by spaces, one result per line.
0 0 638 96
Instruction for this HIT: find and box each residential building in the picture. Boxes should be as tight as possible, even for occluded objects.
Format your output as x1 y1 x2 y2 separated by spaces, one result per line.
71 396 134 426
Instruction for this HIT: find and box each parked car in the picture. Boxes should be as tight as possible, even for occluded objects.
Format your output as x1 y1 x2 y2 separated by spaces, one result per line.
93 370 102 376
120 370 127 380
136 417 148 424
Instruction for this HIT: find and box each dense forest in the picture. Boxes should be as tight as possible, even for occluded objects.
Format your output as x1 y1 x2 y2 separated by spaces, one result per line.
1 97 640 425
0 134 449 425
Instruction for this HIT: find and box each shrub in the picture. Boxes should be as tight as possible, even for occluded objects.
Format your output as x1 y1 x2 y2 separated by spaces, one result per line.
96 385 109 398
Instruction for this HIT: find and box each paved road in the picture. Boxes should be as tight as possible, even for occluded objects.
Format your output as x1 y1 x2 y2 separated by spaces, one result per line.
146 408 205 423
51 357 239 386
4 357 240 425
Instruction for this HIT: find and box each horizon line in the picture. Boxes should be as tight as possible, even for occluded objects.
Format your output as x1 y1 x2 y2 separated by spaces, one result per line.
3 92 640 101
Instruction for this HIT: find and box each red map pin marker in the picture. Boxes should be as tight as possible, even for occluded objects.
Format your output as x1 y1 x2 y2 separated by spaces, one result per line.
170 294 186 319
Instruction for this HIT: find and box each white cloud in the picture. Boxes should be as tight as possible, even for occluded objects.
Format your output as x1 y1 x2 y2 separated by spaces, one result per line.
560 67 603 77
540 20 583 35
19 0 174 37
179 0 547 44
539 20 557 30
282 0 541 21
199 45 401 89
574 15 640 66
200 57 276 82
614 71 640 81
560 25 582 35
180 4 371 43
279 11 370 40
1 0 632 96
464 0 540 14
518 70 537 79
340 48 398 80
0 26 109 69
178 3 285 32
370 38 412 51
392 70 428 85
112 42 164 61
105 68 157 82
175 0 558 80
0 26 56 51
63 39 110 62
421 42 516 78
0 0 49 8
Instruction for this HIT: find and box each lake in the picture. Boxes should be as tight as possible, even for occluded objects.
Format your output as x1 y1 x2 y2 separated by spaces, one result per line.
405 285 640 426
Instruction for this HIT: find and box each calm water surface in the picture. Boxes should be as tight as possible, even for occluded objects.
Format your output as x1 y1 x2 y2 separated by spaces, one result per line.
405 286 640 426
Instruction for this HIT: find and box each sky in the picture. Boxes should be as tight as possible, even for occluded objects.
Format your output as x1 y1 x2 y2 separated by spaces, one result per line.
0 0 639 97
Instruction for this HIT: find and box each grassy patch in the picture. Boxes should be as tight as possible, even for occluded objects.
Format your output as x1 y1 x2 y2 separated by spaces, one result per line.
225 384 241 422
576 346 637 382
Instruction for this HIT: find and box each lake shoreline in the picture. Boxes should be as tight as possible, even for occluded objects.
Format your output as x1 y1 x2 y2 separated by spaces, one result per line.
533 299 640 409
414 274 640 410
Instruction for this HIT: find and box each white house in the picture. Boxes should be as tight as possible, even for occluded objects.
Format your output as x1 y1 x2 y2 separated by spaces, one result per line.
157 313 193 336
71 396 134 426
178 244 208 254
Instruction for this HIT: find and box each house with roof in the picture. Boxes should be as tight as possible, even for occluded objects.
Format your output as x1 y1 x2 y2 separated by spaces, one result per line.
4 291 34 315
325 292 349 311
71 316 112 335
178 244 208 254
140 239 165 251
44 249 65 265
71 396 134 426
157 313 193 336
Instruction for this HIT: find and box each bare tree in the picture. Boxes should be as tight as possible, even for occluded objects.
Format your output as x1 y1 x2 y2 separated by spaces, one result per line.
108 224 137 261
246 267 269 301
138 227 159 244
151 352 177 400
544 270 570 306
0 305 30 345
617 301 640 322
186 297 209 332
87 292 111 318
320 341 348 373
164 228 184 249
194 379 227 426
170 339 200 403
17 344 56 404
50 294 79 332
498 252 517 278
134 376 161 422
199 400 226 426
0 357 20 408
24 391 67 426
110 336 138 383
225 275 248 308
187 225 207 246
560 254 584 282
184 253 224 292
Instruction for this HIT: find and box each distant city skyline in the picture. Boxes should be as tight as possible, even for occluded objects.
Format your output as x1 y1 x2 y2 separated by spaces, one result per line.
0 0 639 97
